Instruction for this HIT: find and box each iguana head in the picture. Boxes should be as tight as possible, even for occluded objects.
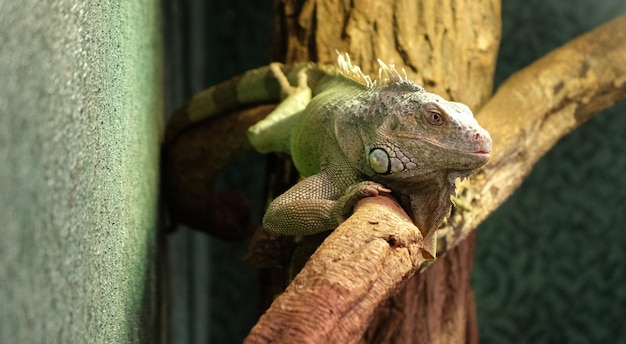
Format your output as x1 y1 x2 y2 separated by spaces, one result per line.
335 53 492 237
335 53 492 181
358 83 492 240
364 83 492 181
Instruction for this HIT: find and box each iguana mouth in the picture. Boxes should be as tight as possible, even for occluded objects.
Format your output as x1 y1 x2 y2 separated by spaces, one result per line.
472 150 490 156
396 133 491 155
467 151 491 162
414 137 491 158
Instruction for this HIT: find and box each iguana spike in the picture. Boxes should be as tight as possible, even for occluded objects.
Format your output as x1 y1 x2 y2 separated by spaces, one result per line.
336 51 375 87
376 58 409 85
335 51 411 88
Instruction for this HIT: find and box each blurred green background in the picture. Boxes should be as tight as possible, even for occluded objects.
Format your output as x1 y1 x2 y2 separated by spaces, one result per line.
0 1 163 342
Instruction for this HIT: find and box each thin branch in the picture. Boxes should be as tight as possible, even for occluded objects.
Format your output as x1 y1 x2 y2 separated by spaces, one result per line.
437 12 626 254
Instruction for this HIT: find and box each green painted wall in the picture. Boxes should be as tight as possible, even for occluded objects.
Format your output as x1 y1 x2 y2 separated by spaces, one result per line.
0 1 163 342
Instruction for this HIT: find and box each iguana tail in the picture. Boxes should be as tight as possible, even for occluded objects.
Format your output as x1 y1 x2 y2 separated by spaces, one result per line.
165 62 336 144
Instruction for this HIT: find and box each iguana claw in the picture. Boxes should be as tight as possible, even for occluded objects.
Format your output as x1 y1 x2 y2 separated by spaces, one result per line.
332 181 391 223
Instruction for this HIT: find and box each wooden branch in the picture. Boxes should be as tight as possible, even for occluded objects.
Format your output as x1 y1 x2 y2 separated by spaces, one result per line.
365 230 479 343
163 104 275 238
437 12 626 254
245 195 426 343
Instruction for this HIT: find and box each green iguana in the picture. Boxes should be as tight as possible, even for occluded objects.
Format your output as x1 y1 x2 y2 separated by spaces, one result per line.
166 53 492 257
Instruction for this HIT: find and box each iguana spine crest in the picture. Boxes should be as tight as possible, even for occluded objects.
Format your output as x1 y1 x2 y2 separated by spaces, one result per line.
336 52 410 87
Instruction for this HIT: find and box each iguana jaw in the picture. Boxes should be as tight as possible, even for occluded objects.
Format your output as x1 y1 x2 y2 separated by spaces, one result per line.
375 137 491 176
417 137 491 162
394 127 492 170
388 171 456 248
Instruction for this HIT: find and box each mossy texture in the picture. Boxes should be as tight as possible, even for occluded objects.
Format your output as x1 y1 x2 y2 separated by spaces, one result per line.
0 1 162 342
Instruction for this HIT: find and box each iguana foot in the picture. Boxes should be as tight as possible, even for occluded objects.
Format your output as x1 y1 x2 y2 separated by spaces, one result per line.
346 181 391 198
270 63 309 99
332 181 391 223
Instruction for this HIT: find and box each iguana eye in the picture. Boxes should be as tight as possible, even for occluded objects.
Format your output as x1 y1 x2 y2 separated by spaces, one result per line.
369 148 390 174
425 109 444 126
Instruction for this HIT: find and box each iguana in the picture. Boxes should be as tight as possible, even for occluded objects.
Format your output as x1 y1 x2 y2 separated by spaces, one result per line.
166 53 492 257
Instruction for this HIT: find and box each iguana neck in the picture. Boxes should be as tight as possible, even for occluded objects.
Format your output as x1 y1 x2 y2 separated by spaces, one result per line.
391 170 457 236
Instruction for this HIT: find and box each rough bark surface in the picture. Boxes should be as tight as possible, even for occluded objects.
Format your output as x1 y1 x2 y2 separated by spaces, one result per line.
246 195 425 344
275 0 501 109
438 12 626 253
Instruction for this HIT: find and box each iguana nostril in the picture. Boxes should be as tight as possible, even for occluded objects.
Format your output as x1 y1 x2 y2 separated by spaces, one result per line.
468 131 481 141
471 131 490 144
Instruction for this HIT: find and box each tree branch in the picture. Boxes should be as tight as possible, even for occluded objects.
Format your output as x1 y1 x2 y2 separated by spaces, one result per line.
245 195 426 343
437 12 626 254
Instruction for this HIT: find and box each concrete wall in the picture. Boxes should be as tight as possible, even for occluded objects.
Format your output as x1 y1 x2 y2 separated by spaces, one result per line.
0 1 163 342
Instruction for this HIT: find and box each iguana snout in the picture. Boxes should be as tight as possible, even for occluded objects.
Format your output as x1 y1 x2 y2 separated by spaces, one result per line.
469 128 492 154
466 126 492 158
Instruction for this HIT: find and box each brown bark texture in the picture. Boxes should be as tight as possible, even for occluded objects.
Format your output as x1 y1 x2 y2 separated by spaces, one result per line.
246 195 424 343
162 0 626 342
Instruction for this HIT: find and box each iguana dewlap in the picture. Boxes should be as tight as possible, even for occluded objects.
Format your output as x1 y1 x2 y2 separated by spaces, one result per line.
166 53 492 257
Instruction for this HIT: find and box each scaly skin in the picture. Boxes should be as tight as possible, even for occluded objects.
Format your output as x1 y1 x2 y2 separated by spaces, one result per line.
166 54 492 257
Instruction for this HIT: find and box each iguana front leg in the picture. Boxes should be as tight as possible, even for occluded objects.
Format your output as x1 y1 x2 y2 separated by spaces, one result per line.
263 171 390 236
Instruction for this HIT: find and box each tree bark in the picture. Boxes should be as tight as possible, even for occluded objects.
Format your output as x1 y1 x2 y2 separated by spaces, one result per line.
246 195 424 344
437 11 626 253
274 0 501 109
